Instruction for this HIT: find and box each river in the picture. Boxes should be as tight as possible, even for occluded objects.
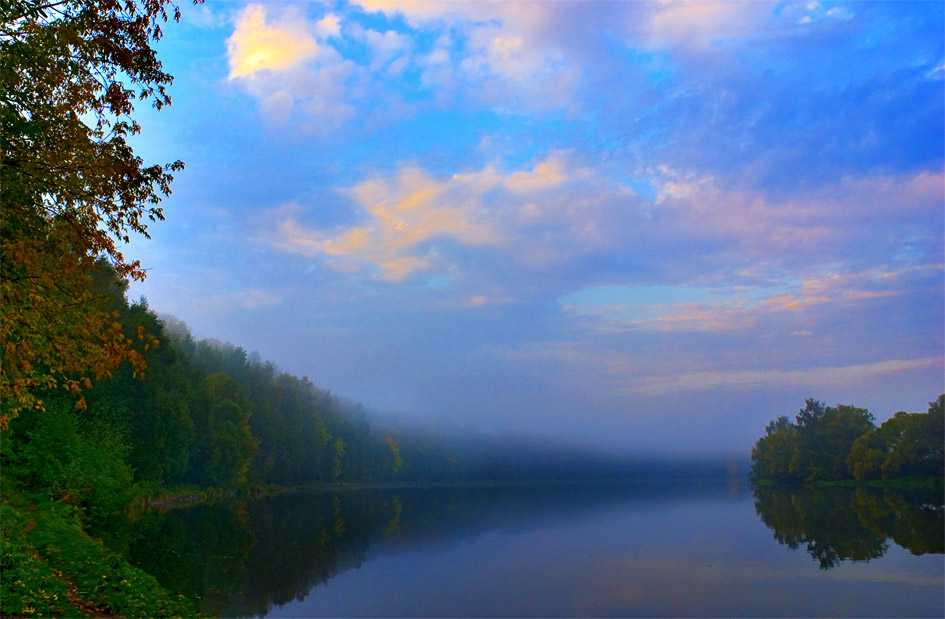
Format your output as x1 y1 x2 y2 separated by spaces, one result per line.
103 481 943 617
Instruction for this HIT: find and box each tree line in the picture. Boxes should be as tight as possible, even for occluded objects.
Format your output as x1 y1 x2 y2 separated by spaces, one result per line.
750 396 944 483
2 262 739 526
2 263 404 519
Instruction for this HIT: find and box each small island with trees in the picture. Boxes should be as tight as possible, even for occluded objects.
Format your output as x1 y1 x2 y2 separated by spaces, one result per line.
750 396 944 486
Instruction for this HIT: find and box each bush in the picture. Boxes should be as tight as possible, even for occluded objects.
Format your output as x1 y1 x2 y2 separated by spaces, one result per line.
15 400 134 523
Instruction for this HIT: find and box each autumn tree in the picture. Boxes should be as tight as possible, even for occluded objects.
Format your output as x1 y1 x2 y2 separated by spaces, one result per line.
0 0 195 420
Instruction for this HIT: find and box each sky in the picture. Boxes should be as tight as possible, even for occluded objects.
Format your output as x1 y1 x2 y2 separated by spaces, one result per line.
125 0 944 457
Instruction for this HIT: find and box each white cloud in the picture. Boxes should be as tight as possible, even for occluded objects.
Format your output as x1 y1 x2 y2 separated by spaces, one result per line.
258 90 294 124
362 28 412 70
644 0 753 48
227 5 322 78
315 14 342 38
352 1 580 110
226 5 359 128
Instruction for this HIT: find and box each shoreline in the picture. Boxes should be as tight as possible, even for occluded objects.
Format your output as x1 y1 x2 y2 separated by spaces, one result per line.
138 475 745 510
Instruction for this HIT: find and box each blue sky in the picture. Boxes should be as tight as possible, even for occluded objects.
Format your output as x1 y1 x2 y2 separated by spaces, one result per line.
127 0 944 455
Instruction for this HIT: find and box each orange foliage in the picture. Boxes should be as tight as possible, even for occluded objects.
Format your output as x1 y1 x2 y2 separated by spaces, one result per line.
0 0 199 417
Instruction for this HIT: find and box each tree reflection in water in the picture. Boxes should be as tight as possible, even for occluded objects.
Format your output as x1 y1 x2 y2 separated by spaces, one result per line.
111 484 701 616
751 484 944 570
105 483 943 615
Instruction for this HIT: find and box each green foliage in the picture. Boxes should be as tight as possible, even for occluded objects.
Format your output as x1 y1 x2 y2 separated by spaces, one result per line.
752 396 944 484
8 398 134 523
847 396 945 481
187 372 257 487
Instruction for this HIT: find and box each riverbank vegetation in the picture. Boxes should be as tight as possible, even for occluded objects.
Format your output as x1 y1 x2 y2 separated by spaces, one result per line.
750 396 944 484
1 494 205 618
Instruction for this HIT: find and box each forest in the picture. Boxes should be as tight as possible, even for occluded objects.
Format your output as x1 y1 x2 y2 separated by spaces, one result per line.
750 396 944 484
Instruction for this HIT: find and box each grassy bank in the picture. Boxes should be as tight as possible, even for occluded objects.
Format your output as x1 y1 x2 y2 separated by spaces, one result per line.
1 493 206 618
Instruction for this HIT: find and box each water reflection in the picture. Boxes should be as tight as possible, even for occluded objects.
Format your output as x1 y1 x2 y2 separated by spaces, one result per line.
751 485 944 569
109 482 731 616
104 481 943 617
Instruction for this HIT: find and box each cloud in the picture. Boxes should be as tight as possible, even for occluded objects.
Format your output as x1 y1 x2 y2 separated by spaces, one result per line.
366 28 410 60
316 14 342 39
227 5 322 78
354 0 456 24
356 1 581 110
649 168 944 263
225 4 359 127
185 4 226 29
638 1 854 51
504 337 941 399
632 357 940 395
260 147 942 316
798 1 855 26
563 262 942 334
457 21 577 107
226 1 587 123
266 163 513 280
260 151 652 282
505 157 570 193
644 0 758 48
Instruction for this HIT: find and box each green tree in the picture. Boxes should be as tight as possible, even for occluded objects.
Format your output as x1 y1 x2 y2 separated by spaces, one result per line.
846 428 886 481
189 373 256 487
1 0 195 418
753 398 875 482
9 397 134 522
848 395 945 480
789 400 873 481
750 416 796 481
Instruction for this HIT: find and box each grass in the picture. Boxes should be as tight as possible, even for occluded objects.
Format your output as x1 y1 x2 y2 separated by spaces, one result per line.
1 493 207 618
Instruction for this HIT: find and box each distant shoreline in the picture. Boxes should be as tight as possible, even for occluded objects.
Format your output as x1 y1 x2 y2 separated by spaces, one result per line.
750 476 943 490
142 475 744 510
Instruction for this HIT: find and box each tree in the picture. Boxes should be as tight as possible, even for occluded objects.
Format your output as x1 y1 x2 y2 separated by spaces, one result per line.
789 400 873 481
848 395 945 480
1 0 196 419
188 372 256 487
751 424 796 481
752 398 875 482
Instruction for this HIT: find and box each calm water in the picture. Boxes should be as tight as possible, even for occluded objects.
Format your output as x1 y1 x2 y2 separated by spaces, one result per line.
106 481 943 617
